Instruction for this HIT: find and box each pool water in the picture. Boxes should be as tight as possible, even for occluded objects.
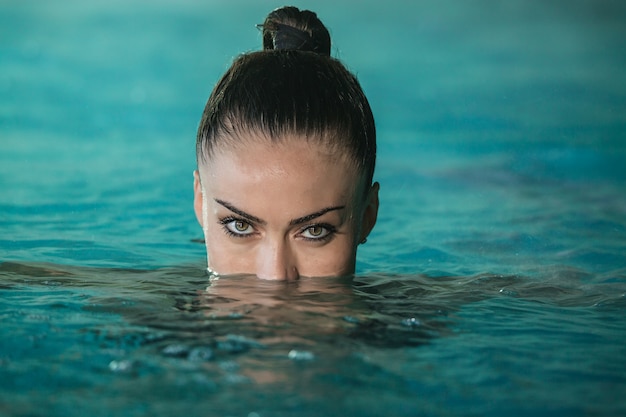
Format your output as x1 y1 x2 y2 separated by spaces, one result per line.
2 0 626 416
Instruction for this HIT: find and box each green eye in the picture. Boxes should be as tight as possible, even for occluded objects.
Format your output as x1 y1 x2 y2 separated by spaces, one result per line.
307 226 324 237
234 221 249 232
222 218 254 237
300 224 333 241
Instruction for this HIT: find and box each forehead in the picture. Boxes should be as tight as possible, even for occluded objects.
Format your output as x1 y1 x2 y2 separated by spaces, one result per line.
199 136 363 209
204 132 356 174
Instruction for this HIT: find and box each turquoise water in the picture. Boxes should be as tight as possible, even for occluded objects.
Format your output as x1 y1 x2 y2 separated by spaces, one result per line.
2 0 626 416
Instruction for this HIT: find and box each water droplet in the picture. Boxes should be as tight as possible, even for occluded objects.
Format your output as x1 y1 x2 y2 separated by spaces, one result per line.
401 317 421 328
109 359 134 373
499 288 518 297
288 350 315 361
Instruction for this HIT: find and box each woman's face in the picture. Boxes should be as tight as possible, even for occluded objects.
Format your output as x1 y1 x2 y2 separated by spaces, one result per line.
194 134 378 280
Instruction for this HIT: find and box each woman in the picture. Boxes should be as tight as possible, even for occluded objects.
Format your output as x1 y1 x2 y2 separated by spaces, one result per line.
193 6 379 280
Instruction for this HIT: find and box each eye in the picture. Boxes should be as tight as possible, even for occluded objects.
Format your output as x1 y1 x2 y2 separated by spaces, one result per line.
221 218 255 237
299 224 335 241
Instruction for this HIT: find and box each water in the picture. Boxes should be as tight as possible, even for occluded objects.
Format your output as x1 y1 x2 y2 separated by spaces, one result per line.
2 0 626 415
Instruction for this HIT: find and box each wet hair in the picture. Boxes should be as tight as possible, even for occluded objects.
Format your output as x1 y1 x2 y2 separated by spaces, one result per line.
261 6 331 55
196 6 376 189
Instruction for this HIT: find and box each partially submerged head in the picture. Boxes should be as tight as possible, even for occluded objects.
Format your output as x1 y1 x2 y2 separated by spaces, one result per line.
194 7 379 280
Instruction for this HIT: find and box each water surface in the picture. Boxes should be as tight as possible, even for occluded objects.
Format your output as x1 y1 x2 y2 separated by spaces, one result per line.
2 0 626 416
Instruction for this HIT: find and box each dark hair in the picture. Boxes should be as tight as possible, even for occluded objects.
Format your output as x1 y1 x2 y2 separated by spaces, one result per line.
261 6 331 56
196 7 376 189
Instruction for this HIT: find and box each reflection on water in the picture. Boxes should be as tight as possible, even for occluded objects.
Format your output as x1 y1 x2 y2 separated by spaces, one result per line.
2 261 625 416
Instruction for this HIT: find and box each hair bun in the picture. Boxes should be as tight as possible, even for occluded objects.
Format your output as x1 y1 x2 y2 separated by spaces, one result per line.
260 6 331 56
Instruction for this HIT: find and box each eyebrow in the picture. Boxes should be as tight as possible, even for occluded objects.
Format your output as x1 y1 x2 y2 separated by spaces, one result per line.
289 206 346 226
214 199 345 226
215 199 266 225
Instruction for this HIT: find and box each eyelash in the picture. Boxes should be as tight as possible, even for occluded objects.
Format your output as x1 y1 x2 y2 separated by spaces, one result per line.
217 217 337 242
219 216 254 239
300 223 337 243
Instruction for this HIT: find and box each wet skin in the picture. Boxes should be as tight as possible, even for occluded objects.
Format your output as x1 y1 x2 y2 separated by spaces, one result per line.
194 135 379 280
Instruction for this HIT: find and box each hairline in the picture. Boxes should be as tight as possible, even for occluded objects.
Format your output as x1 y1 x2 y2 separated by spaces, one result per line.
196 129 372 199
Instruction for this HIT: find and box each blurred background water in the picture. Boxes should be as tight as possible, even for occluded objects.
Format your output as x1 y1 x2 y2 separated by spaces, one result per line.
1 0 626 416
2 0 625 276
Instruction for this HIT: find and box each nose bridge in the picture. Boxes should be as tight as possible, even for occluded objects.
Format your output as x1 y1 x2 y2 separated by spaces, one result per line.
257 236 298 281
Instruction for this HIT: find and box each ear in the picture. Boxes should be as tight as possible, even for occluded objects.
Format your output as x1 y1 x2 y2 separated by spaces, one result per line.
359 182 380 242
193 170 204 227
